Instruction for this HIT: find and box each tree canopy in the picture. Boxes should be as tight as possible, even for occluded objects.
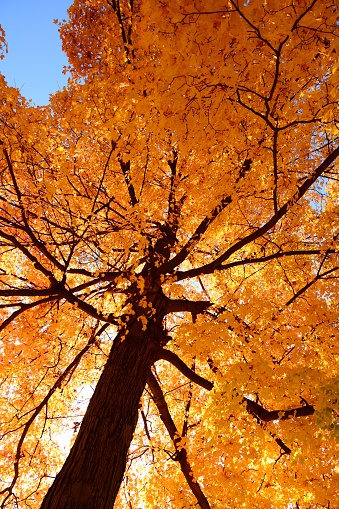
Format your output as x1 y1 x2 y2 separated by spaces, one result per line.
0 0 339 508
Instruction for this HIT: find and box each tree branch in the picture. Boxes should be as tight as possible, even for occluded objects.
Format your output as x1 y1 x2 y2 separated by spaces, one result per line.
0 229 58 284
147 372 211 509
0 296 58 333
157 349 315 422
291 0 318 31
173 145 339 281
182 359 194 438
165 298 211 316
158 349 213 390
158 158 252 275
285 265 339 306
0 288 59 297
2 144 66 273
273 130 279 214
91 140 116 213
119 159 138 206
174 249 336 281
0 323 109 499
107 0 134 63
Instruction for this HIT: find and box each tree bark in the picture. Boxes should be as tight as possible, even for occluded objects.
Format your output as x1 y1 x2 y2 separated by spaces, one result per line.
40 321 156 509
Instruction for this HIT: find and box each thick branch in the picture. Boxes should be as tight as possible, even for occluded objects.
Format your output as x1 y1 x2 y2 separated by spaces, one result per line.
158 349 213 390
155 152 183 253
159 194 231 274
0 285 118 330
0 288 58 297
174 146 339 281
57 287 119 326
119 159 138 206
165 298 211 316
245 398 314 422
158 158 252 275
107 0 134 63
174 249 337 281
273 130 278 214
158 349 315 422
147 372 211 509
167 151 179 229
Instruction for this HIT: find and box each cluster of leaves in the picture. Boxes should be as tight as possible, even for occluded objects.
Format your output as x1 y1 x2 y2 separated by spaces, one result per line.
0 0 339 507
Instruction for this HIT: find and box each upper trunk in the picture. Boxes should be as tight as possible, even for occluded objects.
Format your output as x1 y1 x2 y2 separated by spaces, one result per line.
40 320 157 509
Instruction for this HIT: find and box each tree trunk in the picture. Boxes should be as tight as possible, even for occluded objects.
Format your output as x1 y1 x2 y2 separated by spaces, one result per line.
40 321 156 509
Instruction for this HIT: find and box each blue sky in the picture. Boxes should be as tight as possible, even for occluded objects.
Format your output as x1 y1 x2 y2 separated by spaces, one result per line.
0 1 72 106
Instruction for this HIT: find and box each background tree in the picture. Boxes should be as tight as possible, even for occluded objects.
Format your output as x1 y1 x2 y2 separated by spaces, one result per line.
0 0 339 508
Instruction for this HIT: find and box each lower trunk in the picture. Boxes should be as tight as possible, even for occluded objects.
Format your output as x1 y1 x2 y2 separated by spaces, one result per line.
40 323 156 509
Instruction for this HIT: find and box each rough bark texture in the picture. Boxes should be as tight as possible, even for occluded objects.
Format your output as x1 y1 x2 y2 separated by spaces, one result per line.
40 321 156 509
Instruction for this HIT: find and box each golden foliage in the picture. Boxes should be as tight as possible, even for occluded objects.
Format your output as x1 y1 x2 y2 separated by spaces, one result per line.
0 0 339 507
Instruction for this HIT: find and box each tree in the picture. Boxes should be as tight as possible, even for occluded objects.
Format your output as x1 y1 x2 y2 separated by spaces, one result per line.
0 0 339 507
